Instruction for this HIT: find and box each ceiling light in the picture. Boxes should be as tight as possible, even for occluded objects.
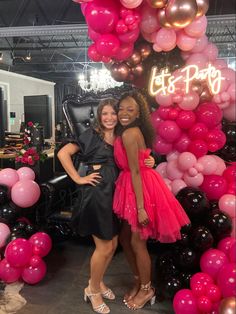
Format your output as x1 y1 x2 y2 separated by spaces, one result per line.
25 51 31 61
0 53 3 61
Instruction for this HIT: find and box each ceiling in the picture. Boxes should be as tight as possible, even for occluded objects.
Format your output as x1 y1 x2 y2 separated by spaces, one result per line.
0 0 235 82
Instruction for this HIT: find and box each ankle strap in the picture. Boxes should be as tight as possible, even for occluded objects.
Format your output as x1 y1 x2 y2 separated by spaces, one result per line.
140 281 152 291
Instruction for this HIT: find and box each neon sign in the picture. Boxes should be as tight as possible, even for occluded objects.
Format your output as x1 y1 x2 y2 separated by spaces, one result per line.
148 64 223 96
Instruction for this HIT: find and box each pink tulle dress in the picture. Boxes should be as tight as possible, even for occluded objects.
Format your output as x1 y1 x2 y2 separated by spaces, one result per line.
113 137 190 243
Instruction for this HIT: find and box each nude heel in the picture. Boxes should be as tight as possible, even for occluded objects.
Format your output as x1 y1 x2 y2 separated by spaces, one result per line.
125 281 156 310
84 288 110 314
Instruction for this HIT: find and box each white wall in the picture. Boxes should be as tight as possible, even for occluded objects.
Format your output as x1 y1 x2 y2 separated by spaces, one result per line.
0 69 55 140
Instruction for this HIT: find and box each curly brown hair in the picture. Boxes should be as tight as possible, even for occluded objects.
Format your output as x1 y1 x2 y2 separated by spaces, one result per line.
94 98 118 139
117 91 155 148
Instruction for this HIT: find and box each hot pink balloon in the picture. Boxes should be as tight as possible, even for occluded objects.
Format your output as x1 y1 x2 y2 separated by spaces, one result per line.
96 34 120 57
113 42 134 61
223 165 236 183
16 167 35 181
177 31 197 51
5 238 33 268
118 27 140 43
206 129 226 152
153 136 173 154
0 223 10 248
11 179 40 208
190 272 214 290
151 110 162 129
229 242 236 263
29 232 52 257
200 248 228 280
219 194 236 218
171 179 187 195
188 123 208 140
184 15 207 38
217 263 236 298
200 175 228 200
197 295 212 313
174 133 191 153
0 168 19 188
173 289 199 314
0 258 22 283
217 237 236 258
195 102 223 128
197 155 217 175
176 110 196 129
178 152 197 171
188 139 208 158
205 284 222 303
22 259 47 285
87 43 102 62
157 106 171 119
158 120 182 143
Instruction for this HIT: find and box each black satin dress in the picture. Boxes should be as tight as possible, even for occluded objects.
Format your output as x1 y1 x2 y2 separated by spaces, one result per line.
71 128 120 240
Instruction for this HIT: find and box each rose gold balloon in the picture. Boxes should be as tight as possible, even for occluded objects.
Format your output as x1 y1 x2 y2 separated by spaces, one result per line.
199 87 213 103
110 63 130 82
147 0 168 9
131 63 144 76
219 297 236 314
191 80 204 95
126 51 142 67
157 9 173 28
166 0 198 28
137 42 152 60
104 59 115 70
196 0 209 17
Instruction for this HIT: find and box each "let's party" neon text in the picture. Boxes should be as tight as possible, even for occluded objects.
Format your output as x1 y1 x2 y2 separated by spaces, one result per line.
148 64 223 96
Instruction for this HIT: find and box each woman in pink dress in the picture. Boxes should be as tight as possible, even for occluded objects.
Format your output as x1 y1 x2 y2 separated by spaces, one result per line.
113 91 190 310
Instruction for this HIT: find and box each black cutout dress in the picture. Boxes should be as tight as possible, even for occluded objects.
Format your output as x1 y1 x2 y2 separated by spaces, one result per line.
71 128 120 240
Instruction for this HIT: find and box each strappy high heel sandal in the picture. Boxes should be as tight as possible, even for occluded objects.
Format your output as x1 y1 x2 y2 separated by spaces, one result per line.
125 281 156 310
84 288 110 314
123 275 140 304
101 288 115 300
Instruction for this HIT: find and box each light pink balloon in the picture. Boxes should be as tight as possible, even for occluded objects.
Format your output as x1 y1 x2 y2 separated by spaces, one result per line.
155 28 177 52
140 6 160 33
183 172 204 187
120 0 143 9
11 180 40 208
0 223 10 248
223 103 236 122
197 155 217 175
177 31 197 51
178 152 197 171
166 159 184 180
190 35 208 53
217 237 236 258
16 167 36 181
155 93 173 107
202 42 218 61
0 168 19 188
166 151 180 161
186 53 208 69
178 92 200 110
213 59 227 70
219 194 236 218
221 68 236 85
227 84 236 101
211 155 226 175
155 162 167 178
171 179 187 195
184 15 207 38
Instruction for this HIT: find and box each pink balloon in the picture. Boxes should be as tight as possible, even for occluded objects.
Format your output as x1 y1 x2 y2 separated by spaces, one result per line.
177 31 197 51
171 179 187 195
113 43 134 61
197 295 212 313
155 162 167 178
0 258 22 283
118 27 140 43
228 242 236 263
178 152 197 171
200 175 228 200
153 136 173 154
0 168 19 188
184 15 207 38
197 155 217 175
217 237 236 258
166 159 184 180
195 102 223 129
205 284 222 303
85 1 119 34
227 83 236 101
174 133 191 152
176 110 196 129
213 59 227 69
186 53 208 69
211 155 226 175
155 93 173 107
217 263 236 298
0 223 10 248
173 289 199 314
96 34 120 57
166 150 180 161
183 172 204 187
188 140 208 158
206 129 226 152
188 123 208 140
151 110 162 129
17 167 35 181
200 249 228 280
87 43 102 62
219 194 236 218
22 259 47 285
223 165 236 184
178 92 200 110
221 68 236 85
223 103 236 122
5 238 33 268
190 272 214 290
157 106 171 119
190 34 208 53
140 6 160 33
155 28 177 52
158 120 182 143
11 179 40 208
202 43 219 61
29 232 52 257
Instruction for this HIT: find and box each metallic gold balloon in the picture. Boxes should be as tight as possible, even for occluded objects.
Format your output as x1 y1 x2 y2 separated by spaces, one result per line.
196 0 209 17
110 63 130 82
157 9 173 28
165 0 198 28
199 86 213 102
191 80 204 95
219 297 236 314
137 42 152 60
147 0 168 9
131 64 144 77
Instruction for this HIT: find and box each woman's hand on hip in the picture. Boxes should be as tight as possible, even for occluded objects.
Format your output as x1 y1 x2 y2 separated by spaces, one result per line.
138 208 149 227
144 156 155 168
75 172 101 186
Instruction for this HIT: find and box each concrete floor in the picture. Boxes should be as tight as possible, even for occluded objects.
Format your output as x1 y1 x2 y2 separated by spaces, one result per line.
16 240 174 314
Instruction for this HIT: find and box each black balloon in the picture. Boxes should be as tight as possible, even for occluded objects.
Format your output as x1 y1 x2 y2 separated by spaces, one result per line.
176 232 190 248
222 121 236 144
176 187 210 220
162 276 182 299
177 247 198 270
0 202 20 225
209 201 219 211
217 144 236 162
0 184 9 205
190 226 214 252
179 271 193 288
206 210 232 241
